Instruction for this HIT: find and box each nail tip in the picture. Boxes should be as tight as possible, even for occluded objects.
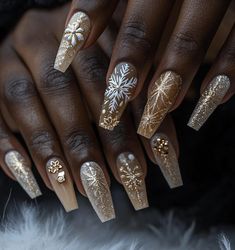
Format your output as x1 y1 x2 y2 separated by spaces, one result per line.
187 121 201 131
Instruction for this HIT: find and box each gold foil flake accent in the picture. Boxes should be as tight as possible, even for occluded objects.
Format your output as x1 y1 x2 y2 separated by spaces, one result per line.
138 71 182 139
80 162 115 222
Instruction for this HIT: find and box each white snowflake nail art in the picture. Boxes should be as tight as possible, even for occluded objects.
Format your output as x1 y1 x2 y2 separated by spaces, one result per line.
99 63 137 130
54 12 90 73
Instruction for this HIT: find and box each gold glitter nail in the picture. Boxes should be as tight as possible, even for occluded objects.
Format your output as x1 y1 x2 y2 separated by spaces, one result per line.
80 162 115 222
151 134 183 188
138 71 182 139
54 11 91 73
99 63 138 130
117 153 148 210
188 75 230 131
5 151 41 199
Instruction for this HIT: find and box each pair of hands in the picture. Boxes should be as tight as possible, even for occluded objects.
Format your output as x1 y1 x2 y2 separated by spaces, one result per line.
0 0 234 222
0 3 179 222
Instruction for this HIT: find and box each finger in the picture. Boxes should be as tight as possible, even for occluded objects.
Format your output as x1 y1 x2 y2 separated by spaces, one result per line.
54 0 119 72
73 45 149 211
99 0 175 131
13 28 115 222
0 113 42 198
131 79 182 188
188 24 235 131
0 44 78 212
138 0 231 138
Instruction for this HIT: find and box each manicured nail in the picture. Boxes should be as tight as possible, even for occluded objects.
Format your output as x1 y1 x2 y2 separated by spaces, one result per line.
151 134 183 188
54 11 91 73
4 151 42 199
99 63 138 130
80 162 115 222
188 75 230 131
117 153 148 210
138 71 182 139
46 158 78 212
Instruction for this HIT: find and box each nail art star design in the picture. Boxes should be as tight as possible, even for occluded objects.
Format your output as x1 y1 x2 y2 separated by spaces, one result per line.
64 22 84 47
106 63 137 112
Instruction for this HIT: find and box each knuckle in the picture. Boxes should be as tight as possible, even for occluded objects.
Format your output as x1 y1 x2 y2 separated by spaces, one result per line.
4 79 36 103
171 32 202 56
29 130 54 151
121 20 153 55
63 130 96 154
39 62 73 95
77 52 107 82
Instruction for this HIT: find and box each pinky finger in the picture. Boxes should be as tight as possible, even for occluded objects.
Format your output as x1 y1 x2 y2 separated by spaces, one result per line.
0 113 42 198
188 24 235 131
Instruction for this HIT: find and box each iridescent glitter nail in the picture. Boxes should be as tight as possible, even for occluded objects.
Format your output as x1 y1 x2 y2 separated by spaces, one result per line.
5 151 41 199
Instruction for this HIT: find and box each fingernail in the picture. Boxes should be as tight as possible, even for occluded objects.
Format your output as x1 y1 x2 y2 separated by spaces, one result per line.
4 151 42 199
117 153 148 210
151 134 183 188
80 162 115 222
188 75 230 131
54 11 91 73
46 158 78 212
99 63 138 130
138 71 182 139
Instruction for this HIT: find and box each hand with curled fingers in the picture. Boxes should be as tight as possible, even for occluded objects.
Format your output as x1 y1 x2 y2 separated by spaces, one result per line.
0 3 183 223
58 0 235 137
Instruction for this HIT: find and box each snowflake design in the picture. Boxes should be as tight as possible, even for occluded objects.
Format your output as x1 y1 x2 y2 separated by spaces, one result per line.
120 165 143 190
64 22 84 47
105 64 137 112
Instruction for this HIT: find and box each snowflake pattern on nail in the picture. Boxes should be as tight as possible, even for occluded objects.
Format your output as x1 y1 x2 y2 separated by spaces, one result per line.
99 63 137 130
117 153 148 210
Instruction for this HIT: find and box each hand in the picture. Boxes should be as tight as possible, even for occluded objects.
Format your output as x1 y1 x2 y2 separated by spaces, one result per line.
57 0 235 137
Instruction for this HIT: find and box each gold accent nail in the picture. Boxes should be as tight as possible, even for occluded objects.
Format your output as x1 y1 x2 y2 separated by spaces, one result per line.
46 158 78 212
5 151 41 199
117 153 148 210
80 162 115 222
138 71 182 139
99 63 138 130
151 134 183 188
54 11 91 73
188 75 230 131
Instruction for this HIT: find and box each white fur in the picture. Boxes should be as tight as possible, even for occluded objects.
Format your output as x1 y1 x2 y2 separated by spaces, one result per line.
0 192 233 250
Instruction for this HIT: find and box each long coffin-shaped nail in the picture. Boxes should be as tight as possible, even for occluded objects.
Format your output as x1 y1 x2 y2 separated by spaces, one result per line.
54 11 91 73
5 151 42 199
46 158 78 212
188 75 230 131
99 63 138 130
151 134 183 188
80 162 115 222
117 153 148 210
138 71 182 139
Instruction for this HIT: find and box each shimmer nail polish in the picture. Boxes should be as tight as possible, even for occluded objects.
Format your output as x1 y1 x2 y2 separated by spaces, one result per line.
138 71 182 139
54 11 91 73
151 134 183 188
188 75 230 131
5 151 41 199
80 162 115 222
46 158 78 212
99 63 138 130
117 153 148 210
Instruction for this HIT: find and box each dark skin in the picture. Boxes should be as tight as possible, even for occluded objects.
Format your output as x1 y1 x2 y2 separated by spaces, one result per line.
0 4 179 205
67 0 235 126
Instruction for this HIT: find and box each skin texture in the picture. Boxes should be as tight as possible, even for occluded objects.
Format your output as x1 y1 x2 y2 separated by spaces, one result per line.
66 0 235 134
0 4 181 211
